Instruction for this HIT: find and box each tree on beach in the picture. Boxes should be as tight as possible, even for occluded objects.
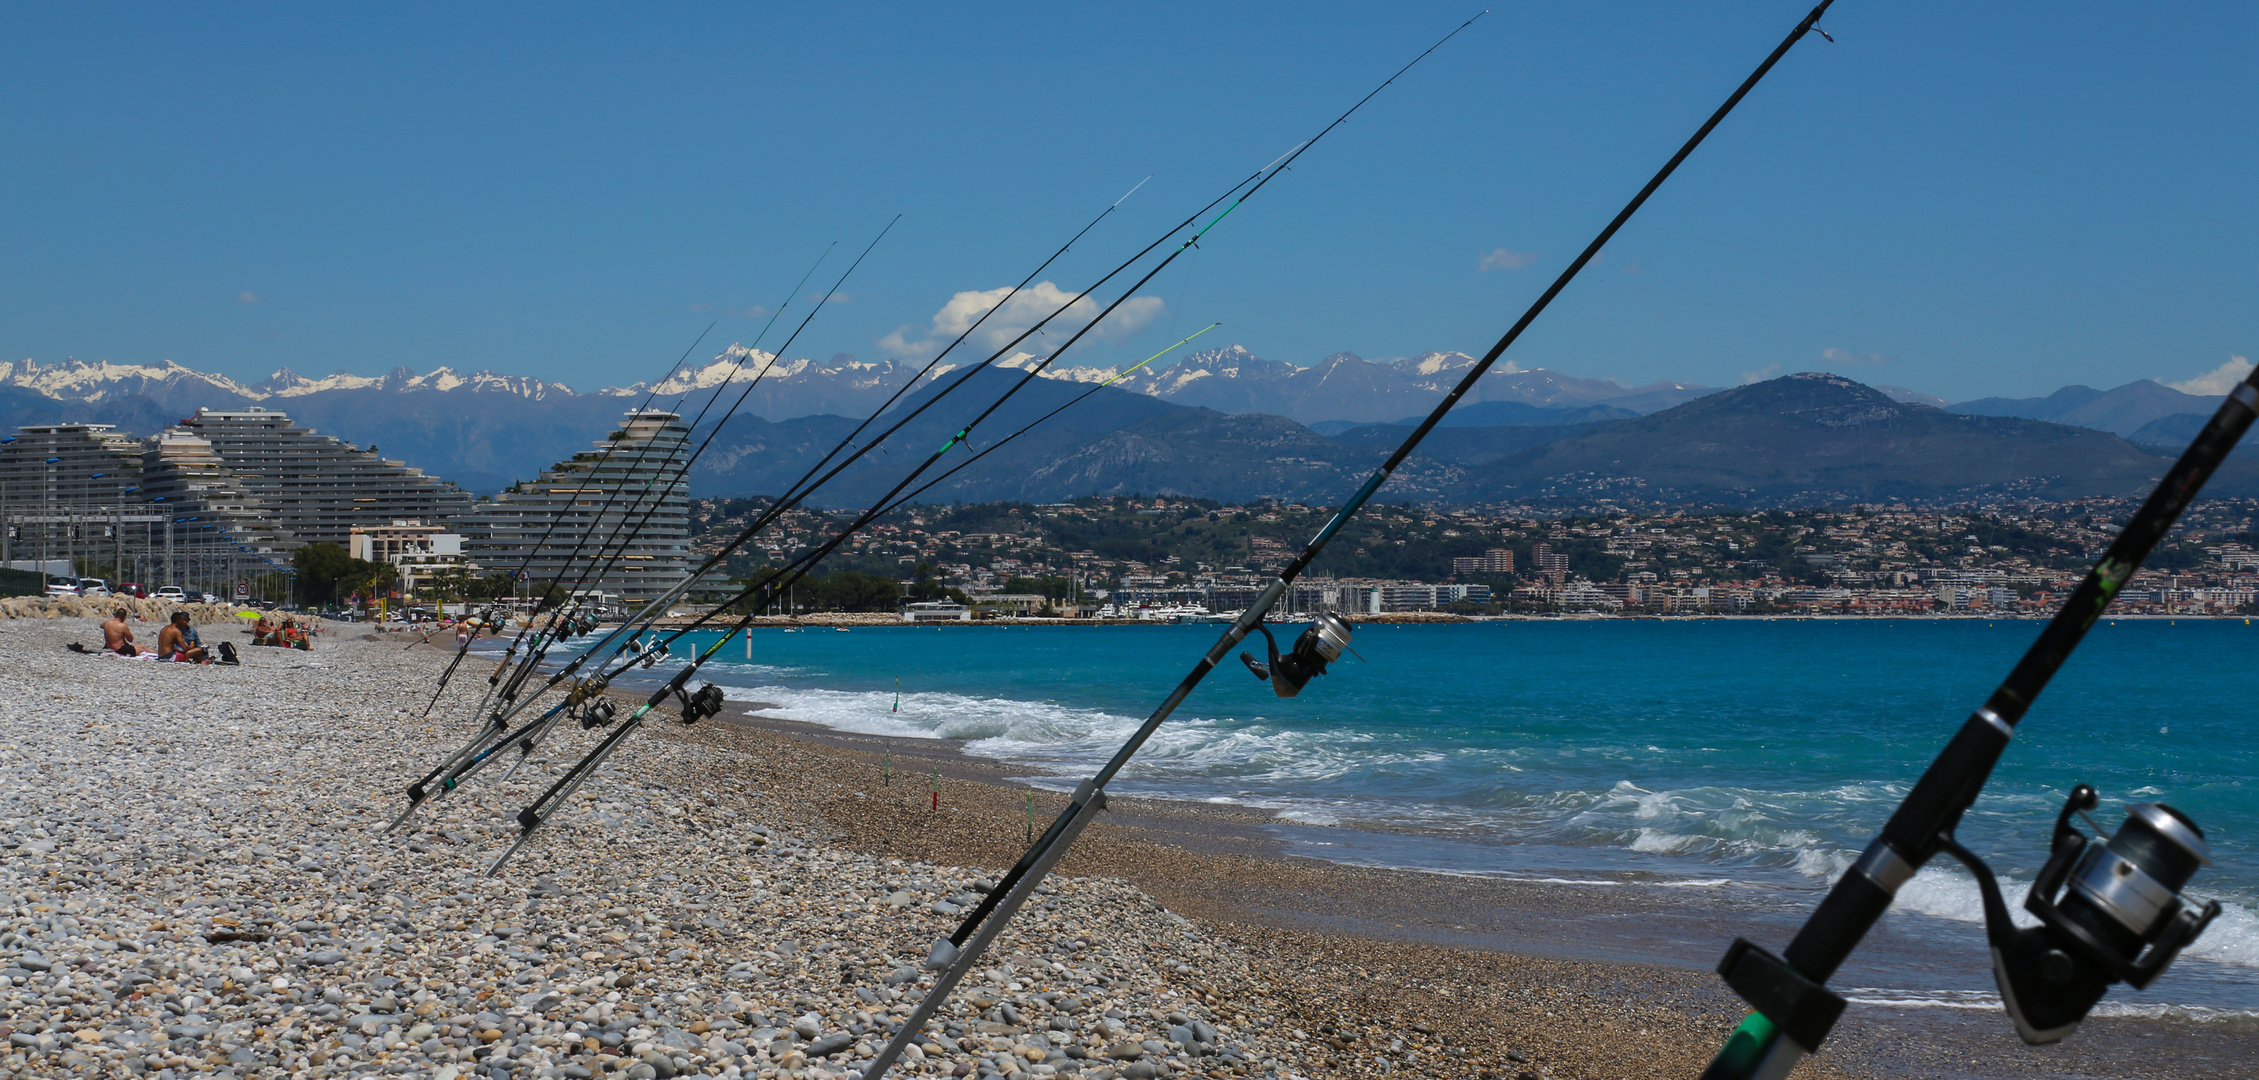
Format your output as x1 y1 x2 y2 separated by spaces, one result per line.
292 542 395 606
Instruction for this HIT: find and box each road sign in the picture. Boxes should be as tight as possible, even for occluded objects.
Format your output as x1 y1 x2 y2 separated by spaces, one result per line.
236 582 249 599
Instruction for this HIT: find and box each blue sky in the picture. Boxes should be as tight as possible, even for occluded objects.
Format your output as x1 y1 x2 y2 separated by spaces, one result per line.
3 2 2251 403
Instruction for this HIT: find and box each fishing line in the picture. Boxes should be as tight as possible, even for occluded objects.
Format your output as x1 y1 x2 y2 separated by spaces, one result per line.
833 325 1220 525
488 9 1482 881
673 179 1153 567
675 324 1223 617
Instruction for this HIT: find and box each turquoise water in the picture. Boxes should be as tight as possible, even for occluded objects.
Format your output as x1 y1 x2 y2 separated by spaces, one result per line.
625 617 2259 1013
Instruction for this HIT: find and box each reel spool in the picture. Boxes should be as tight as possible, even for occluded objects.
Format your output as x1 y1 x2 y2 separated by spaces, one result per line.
1238 612 1353 699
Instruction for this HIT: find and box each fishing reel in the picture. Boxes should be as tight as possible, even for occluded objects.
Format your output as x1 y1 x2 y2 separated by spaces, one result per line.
1936 784 2220 1045
675 682 727 725
1238 612 1353 699
569 674 616 729
576 697 617 730
566 672 610 706
629 637 671 669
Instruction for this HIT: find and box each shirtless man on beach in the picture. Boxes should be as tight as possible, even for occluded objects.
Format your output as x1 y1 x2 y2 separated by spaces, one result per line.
157 612 210 664
101 608 138 655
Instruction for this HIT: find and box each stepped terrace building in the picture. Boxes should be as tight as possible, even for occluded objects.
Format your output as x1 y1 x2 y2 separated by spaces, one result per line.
4 408 476 592
137 427 289 594
0 423 150 573
174 408 474 549
460 410 696 605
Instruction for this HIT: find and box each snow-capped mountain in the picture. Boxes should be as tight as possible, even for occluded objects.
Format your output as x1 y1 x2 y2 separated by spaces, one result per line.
1 343 1724 493
255 366 574 399
2 357 262 406
2 357 577 406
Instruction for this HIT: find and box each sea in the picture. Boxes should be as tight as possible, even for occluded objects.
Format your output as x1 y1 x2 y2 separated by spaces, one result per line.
591 617 2259 1025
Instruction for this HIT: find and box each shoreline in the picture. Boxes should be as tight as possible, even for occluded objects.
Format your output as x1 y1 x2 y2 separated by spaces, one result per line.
676 677 2259 1079
10 613 2246 1080
628 611 2242 630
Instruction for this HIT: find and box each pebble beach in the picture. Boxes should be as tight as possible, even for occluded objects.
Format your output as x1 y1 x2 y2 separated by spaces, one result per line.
0 612 1763 1080
14 607 2259 1080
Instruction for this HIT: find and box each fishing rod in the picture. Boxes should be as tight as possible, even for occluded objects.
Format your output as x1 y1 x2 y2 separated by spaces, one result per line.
862 5 1832 1077
399 250 829 797
398 327 740 798
458 171 1267 756
584 124 1371 672
1695 361 2247 1048
385 236 874 830
1702 383 2252 1078
482 218 1241 871
445 253 824 727
486 21 1450 875
555 178 1197 653
416 320 730 718
411 314 1185 828
436 186 1184 802
400 186 1190 823
483 222 892 721
483 187 1112 702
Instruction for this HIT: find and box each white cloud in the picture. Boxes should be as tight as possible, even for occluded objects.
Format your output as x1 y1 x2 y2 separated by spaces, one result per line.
879 281 1167 360
1478 248 1538 272
2164 355 2252 396
1738 363 1781 385
237 291 261 305
1820 346 1886 367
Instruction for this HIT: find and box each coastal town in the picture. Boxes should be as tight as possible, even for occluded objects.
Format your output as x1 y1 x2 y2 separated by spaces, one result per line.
693 495 2259 618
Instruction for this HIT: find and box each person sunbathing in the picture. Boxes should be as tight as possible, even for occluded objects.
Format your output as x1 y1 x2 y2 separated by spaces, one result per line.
157 612 211 664
101 608 139 656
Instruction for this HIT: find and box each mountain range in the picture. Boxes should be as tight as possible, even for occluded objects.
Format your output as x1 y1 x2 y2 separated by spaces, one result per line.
1 351 2241 505
681 371 2235 507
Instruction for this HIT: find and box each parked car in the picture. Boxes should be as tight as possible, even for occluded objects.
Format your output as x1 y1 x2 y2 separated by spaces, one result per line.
77 578 111 597
114 582 149 599
44 579 80 597
182 590 208 604
155 586 187 602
